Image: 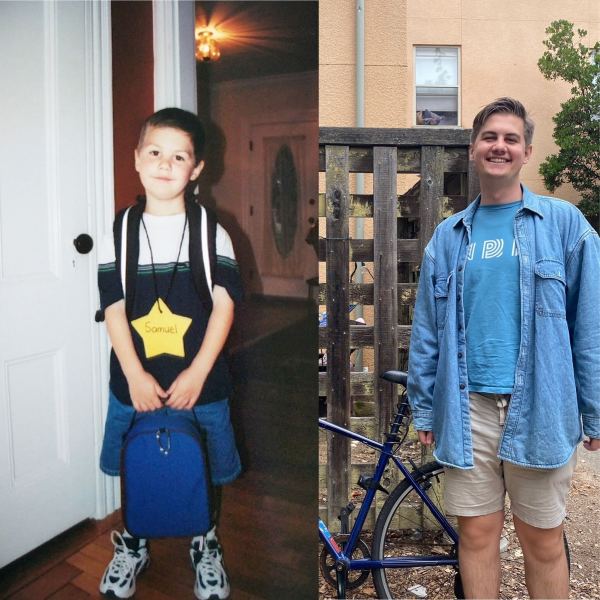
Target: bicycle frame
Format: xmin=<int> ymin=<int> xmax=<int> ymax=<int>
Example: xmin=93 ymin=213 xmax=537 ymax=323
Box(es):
xmin=319 ymin=417 xmax=459 ymax=574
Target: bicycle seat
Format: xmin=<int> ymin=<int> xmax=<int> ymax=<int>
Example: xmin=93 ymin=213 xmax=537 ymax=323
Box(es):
xmin=380 ymin=370 xmax=408 ymax=386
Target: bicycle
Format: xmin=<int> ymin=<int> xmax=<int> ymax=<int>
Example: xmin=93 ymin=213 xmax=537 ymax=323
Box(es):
xmin=318 ymin=370 xmax=570 ymax=599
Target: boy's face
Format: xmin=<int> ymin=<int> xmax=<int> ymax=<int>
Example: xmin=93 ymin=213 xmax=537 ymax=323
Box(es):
xmin=469 ymin=113 xmax=532 ymax=184
xmin=135 ymin=126 xmax=204 ymax=206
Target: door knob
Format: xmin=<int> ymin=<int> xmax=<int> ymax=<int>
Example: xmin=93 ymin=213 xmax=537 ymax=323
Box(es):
xmin=73 ymin=233 xmax=94 ymax=254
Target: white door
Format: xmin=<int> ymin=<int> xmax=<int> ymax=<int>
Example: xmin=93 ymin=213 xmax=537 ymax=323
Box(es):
xmin=248 ymin=115 xmax=318 ymax=297
xmin=0 ymin=1 xmax=99 ymax=566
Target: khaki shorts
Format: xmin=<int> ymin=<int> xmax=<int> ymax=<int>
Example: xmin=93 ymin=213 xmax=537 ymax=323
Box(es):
xmin=444 ymin=392 xmax=577 ymax=529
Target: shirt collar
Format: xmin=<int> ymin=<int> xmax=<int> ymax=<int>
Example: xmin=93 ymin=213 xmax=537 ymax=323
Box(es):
xmin=454 ymin=184 xmax=544 ymax=229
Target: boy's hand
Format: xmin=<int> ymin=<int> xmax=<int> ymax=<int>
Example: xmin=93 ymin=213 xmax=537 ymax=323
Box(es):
xmin=165 ymin=367 xmax=206 ymax=410
xmin=584 ymin=438 xmax=600 ymax=451
xmin=128 ymin=370 xmax=168 ymax=412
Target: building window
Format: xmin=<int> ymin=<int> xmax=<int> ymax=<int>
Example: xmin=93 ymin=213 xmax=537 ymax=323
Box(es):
xmin=415 ymin=46 xmax=459 ymax=126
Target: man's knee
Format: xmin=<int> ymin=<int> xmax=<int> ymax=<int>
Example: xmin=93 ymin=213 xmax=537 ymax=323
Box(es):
xmin=514 ymin=515 xmax=566 ymax=564
xmin=458 ymin=511 xmax=504 ymax=551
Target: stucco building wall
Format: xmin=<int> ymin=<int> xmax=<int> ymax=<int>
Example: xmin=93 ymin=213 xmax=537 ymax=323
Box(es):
xmin=320 ymin=0 xmax=600 ymax=201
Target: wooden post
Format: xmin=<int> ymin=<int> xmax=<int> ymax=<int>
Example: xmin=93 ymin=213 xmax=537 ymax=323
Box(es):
xmin=419 ymin=146 xmax=445 ymax=253
xmin=467 ymin=157 xmax=481 ymax=202
xmin=325 ymin=145 xmax=350 ymax=526
xmin=373 ymin=146 xmax=399 ymax=441
xmin=419 ymin=146 xmax=444 ymax=464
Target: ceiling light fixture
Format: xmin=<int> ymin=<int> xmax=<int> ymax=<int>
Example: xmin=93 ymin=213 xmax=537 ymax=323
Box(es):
xmin=195 ymin=29 xmax=221 ymax=62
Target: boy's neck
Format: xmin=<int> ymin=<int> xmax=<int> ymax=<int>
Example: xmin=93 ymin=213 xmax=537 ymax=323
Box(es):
xmin=144 ymin=196 xmax=185 ymax=216
xmin=479 ymin=180 xmax=523 ymax=205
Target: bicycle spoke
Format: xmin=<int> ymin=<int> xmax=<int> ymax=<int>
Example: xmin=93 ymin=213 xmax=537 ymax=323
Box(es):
xmin=372 ymin=464 xmax=458 ymax=599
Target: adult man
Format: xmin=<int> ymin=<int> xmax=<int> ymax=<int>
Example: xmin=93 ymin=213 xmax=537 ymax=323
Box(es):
xmin=407 ymin=97 xmax=600 ymax=599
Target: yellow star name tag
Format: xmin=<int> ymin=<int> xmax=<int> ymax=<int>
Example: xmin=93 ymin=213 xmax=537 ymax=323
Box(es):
xmin=131 ymin=299 xmax=192 ymax=359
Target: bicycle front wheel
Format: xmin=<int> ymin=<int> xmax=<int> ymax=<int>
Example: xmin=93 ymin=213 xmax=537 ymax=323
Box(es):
xmin=372 ymin=462 xmax=458 ymax=599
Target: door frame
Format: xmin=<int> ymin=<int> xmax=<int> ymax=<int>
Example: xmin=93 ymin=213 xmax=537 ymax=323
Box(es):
xmin=153 ymin=0 xmax=197 ymax=112
xmin=89 ymin=1 xmax=119 ymax=518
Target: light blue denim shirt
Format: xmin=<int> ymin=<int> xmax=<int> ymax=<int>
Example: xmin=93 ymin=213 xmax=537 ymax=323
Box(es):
xmin=407 ymin=186 xmax=600 ymax=469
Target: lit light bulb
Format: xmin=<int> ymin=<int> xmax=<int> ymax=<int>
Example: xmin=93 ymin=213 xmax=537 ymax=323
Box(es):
xmin=195 ymin=30 xmax=221 ymax=62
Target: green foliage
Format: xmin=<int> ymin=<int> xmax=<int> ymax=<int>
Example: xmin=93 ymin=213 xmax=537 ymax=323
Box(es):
xmin=538 ymin=20 xmax=600 ymax=218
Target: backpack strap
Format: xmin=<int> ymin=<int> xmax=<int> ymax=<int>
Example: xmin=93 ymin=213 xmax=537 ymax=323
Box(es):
xmin=186 ymin=199 xmax=217 ymax=312
xmin=107 ymin=199 xmax=214 ymax=320
xmin=113 ymin=201 xmax=144 ymax=320
xmin=95 ymin=207 xmax=128 ymax=323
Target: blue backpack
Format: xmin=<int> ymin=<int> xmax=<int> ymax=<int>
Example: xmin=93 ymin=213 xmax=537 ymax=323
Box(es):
xmin=121 ymin=411 xmax=212 ymax=538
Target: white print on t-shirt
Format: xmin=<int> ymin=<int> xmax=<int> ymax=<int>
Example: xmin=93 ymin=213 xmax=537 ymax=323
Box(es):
xmin=466 ymin=239 xmax=519 ymax=260
xmin=482 ymin=239 xmax=504 ymax=258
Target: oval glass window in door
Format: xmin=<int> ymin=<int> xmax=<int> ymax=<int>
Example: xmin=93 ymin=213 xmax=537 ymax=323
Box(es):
xmin=271 ymin=144 xmax=298 ymax=258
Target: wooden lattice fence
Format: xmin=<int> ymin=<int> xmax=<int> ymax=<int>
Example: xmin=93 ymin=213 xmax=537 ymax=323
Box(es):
xmin=319 ymin=127 xmax=480 ymax=527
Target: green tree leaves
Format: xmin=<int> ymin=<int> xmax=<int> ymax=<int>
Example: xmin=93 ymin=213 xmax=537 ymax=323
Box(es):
xmin=538 ymin=20 xmax=600 ymax=219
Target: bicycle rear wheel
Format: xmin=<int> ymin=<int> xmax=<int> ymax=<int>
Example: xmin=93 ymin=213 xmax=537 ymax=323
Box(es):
xmin=372 ymin=462 xmax=458 ymax=599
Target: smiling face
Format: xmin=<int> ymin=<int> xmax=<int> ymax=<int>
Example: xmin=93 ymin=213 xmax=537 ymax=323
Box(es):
xmin=469 ymin=113 xmax=532 ymax=190
xmin=134 ymin=126 xmax=204 ymax=213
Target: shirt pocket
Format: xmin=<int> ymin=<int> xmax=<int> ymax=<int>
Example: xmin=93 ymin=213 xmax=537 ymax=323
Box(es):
xmin=434 ymin=272 xmax=452 ymax=329
xmin=534 ymin=259 xmax=566 ymax=318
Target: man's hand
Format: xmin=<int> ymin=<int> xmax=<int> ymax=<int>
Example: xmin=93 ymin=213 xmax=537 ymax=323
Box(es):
xmin=418 ymin=430 xmax=435 ymax=445
xmin=165 ymin=367 xmax=206 ymax=410
xmin=583 ymin=438 xmax=600 ymax=451
xmin=128 ymin=370 xmax=167 ymax=412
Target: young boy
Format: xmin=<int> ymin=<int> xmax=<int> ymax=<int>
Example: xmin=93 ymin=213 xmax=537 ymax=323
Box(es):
xmin=97 ymin=108 xmax=242 ymax=599
xmin=408 ymin=97 xmax=600 ymax=597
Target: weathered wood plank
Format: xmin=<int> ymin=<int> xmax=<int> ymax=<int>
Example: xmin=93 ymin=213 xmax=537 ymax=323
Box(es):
xmin=318 ymin=283 xmax=417 ymax=306
xmin=318 ymin=193 xmax=419 ymax=217
xmin=325 ymin=144 xmax=351 ymax=526
xmin=320 ymin=127 xmax=472 ymax=147
xmin=318 ymin=238 xmax=420 ymax=262
xmin=319 ymin=145 xmax=469 ymax=175
xmin=467 ymin=157 xmax=481 ymax=202
xmin=319 ymin=147 xmax=422 ymax=173
xmin=319 ymin=415 xmax=377 ymax=438
xmin=373 ymin=146 xmax=399 ymax=440
xmin=417 ymin=146 xmax=445 ymax=467
xmin=419 ymin=146 xmax=445 ymax=254
xmin=353 ymin=398 xmax=375 ymax=417
xmin=319 ymin=370 xmax=374 ymax=396
xmin=318 ymin=193 xmax=468 ymax=218
xmin=318 ymin=325 xmax=411 ymax=350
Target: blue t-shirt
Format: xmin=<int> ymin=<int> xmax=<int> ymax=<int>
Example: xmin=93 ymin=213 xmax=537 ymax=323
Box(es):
xmin=463 ymin=200 xmax=521 ymax=393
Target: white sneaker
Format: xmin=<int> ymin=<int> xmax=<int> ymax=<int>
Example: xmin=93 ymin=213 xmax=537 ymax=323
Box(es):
xmin=190 ymin=527 xmax=230 ymax=600
xmin=99 ymin=531 xmax=150 ymax=598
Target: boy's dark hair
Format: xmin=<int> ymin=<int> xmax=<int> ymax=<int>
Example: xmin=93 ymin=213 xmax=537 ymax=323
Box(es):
xmin=471 ymin=97 xmax=535 ymax=146
xmin=138 ymin=107 xmax=205 ymax=164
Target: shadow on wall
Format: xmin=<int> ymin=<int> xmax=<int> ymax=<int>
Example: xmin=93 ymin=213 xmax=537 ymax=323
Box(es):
xmin=197 ymin=119 xmax=262 ymax=297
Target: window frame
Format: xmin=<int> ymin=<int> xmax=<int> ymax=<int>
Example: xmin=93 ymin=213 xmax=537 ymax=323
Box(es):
xmin=413 ymin=45 xmax=461 ymax=128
